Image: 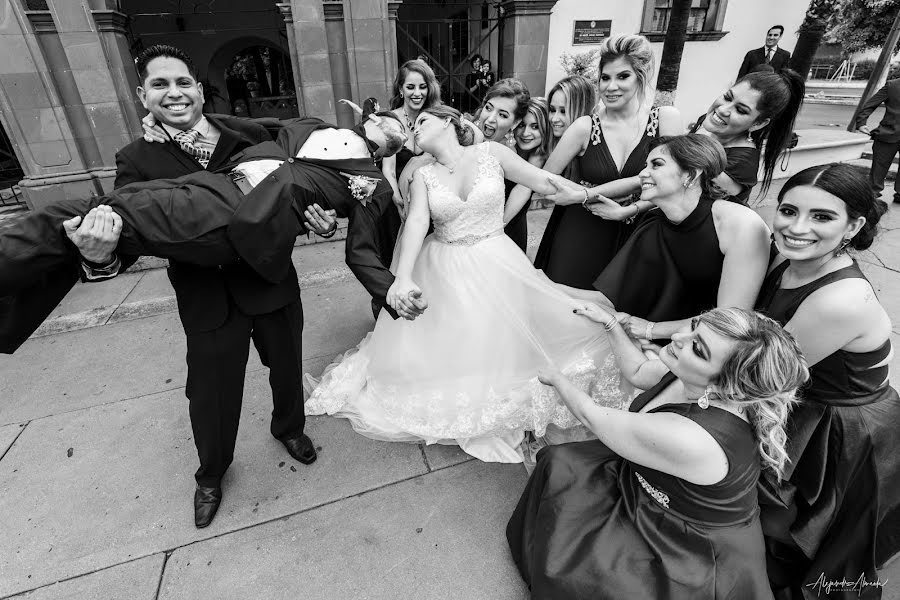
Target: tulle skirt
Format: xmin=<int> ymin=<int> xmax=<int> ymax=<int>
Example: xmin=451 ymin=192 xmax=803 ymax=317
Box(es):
xmin=304 ymin=232 xmax=629 ymax=462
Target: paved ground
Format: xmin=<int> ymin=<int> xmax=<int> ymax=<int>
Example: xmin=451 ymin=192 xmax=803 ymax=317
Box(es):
xmin=2 ymin=184 xmax=900 ymax=598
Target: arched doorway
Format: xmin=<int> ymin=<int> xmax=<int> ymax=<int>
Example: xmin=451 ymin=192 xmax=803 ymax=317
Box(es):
xmin=222 ymin=45 xmax=297 ymax=118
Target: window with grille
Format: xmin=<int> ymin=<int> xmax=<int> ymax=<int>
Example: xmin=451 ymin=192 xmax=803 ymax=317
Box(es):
xmin=641 ymin=0 xmax=729 ymax=40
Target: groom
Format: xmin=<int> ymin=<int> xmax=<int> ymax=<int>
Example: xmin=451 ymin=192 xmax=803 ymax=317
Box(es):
xmin=0 ymin=47 xmax=426 ymax=527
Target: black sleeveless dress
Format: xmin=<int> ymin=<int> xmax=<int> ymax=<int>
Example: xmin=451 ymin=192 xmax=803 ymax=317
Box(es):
xmin=375 ymin=146 xmax=420 ymax=268
xmin=504 ymin=177 xmax=528 ymax=251
xmin=507 ymin=372 xmax=773 ymax=599
xmin=594 ymin=198 xmax=723 ymax=324
xmin=690 ymin=114 xmax=760 ymax=204
xmin=756 ymin=260 xmax=900 ymax=598
xmin=534 ymin=107 xmax=660 ymax=289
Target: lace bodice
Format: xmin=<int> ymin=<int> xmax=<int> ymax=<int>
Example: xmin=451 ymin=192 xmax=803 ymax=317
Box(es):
xmin=420 ymin=142 xmax=506 ymax=245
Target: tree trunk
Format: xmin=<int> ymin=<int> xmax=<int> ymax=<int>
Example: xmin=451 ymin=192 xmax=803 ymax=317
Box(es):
xmin=655 ymin=0 xmax=692 ymax=106
xmin=791 ymin=23 xmax=827 ymax=80
xmin=790 ymin=0 xmax=835 ymax=81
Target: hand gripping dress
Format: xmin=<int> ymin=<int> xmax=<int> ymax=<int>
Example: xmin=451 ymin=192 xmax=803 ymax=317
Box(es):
xmin=305 ymin=142 xmax=627 ymax=462
xmin=507 ymin=372 xmax=774 ymax=600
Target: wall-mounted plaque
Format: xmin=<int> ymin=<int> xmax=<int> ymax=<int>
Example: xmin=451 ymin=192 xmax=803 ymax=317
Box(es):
xmin=573 ymin=20 xmax=611 ymax=45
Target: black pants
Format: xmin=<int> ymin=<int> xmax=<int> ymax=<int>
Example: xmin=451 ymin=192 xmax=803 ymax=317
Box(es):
xmin=870 ymin=138 xmax=900 ymax=202
xmin=186 ymin=298 xmax=305 ymax=487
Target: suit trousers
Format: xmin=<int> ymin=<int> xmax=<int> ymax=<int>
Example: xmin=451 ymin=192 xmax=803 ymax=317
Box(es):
xmin=870 ymin=139 xmax=900 ymax=202
xmin=186 ymin=297 xmax=305 ymax=487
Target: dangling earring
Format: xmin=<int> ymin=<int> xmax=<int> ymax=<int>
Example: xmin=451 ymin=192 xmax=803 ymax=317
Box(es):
xmin=682 ymin=179 xmax=690 ymax=189
xmin=834 ymin=238 xmax=852 ymax=257
xmin=698 ymin=386 xmax=712 ymax=409
xmin=505 ymin=130 xmax=515 ymax=148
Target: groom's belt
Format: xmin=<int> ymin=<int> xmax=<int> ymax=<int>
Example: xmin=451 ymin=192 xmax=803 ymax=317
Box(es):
xmin=228 ymin=170 xmax=253 ymax=195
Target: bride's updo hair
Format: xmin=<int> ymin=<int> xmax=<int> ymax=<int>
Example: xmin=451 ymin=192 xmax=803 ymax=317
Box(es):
xmin=422 ymin=105 xmax=475 ymax=146
xmin=699 ymin=308 xmax=809 ymax=481
xmin=650 ymin=134 xmax=728 ymax=198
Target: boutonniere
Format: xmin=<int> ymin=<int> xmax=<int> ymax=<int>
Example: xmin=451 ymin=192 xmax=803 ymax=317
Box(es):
xmin=340 ymin=172 xmax=380 ymax=206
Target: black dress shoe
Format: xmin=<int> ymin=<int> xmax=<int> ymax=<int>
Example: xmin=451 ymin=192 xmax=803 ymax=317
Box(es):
xmin=281 ymin=433 xmax=317 ymax=465
xmin=194 ymin=485 xmax=222 ymax=529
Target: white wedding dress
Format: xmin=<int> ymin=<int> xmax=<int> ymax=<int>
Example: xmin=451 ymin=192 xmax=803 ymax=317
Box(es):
xmin=305 ymin=142 xmax=628 ymax=462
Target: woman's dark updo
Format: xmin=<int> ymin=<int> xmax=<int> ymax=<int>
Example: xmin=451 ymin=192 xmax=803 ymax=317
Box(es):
xmin=649 ymin=134 xmax=727 ymax=198
xmin=778 ymin=163 xmax=885 ymax=251
xmin=421 ymin=105 xmax=475 ymax=146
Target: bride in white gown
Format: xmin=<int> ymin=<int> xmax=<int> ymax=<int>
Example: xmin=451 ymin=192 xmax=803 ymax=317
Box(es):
xmin=305 ymin=106 xmax=628 ymax=462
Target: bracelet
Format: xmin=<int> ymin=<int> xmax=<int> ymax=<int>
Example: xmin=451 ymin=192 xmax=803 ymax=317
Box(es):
xmin=624 ymin=203 xmax=640 ymax=225
xmin=581 ymin=187 xmax=590 ymax=207
xmin=319 ymin=222 xmax=338 ymax=239
xmin=645 ymin=321 xmax=655 ymax=340
xmin=603 ymin=316 xmax=619 ymax=332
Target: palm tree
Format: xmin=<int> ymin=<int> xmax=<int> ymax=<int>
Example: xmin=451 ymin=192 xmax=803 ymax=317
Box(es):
xmin=655 ymin=0 xmax=692 ymax=106
xmin=791 ymin=0 xmax=840 ymax=81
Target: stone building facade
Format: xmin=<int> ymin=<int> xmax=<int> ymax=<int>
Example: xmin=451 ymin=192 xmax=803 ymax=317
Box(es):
xmin=0 ymin=0 xmax=557 ymax=208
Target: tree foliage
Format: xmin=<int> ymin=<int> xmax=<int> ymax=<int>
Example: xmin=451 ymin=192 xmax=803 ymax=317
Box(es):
xmin=791 ymin=0 xmax=841 ymax=79
xmin=827 ymin=0 xmax=900 ymax=54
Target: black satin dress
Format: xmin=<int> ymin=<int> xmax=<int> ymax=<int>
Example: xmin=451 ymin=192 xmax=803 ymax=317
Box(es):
xmin=534 ymin=107 xmax=660 ymax=289
xmin=756 ymin=261 xmax=900 ymax=599
xmin=594 ymin=198 xmax=723 ymax=326
xmin=503 ymin=177 xmax=528 ymax=251
xmin=375 ymin=146 xmax=420 ymax=267
xmin=690 ymin=115 xmax=760 ymax=204
xmin=507 ymin=372 xmax=773 ymax=599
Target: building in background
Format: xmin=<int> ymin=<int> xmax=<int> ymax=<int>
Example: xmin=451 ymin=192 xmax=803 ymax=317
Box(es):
xmin=0 ymin=0 xmax=805 ymax=208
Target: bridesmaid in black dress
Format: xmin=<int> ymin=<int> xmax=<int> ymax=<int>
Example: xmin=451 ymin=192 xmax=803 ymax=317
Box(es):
xmin=754 ymin=164 xmax=900 ymax=599
xmin=508 ymin=306 xmax=809 ymax=599
xmin=379 ymin=60 xmax=442 ymax=252
xmin=472 ymin=78 xmax=532 ymax=251
xmin=689 ymin=69 xmax=805 ymax=204
xmin=549 ymin=135 xmax=771 ymax=346
xmin=529 ymin=35 xmax=681 ymax=288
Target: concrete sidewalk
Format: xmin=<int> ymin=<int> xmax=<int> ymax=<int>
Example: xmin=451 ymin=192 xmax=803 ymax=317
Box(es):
xmin=2 ymin=190 xmax=900 ymax=599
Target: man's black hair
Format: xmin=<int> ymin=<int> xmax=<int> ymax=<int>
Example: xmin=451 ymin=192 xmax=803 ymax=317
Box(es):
xmin=768 ymin=25 xmax=784 ymax=35
xmin=135 ymin=45 xmax=199 ymax=85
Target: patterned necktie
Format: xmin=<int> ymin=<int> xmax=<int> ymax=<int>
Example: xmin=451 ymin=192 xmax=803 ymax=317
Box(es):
xmin=765 ymin=49 xmax=773 ymax=64
xmin=174 ymin=129 xmax=212 ymax=168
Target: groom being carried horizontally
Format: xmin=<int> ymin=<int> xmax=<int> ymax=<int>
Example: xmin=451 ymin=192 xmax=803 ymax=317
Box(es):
xmin=0 ymin=45 xmax=424 ymax=527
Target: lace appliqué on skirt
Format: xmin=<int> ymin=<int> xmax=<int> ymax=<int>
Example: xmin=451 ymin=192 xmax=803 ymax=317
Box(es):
xmin=306 ymin=347 xmax=631 ymax=440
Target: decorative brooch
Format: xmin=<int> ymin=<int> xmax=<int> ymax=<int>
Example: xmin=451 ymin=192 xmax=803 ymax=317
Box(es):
xmin=340 ymin=172 xmax=381 ymax=206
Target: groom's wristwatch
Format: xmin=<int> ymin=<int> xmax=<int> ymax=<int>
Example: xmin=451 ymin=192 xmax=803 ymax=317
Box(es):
xmin=80 ymin=254 xmax=122 ymax=281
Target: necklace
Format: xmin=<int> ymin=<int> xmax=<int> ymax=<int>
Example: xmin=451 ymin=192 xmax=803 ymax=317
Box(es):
xmin=402 ymin=107 xmax=414 ymax=131
xmin=441 ymin=152 xmax=464 ymax=173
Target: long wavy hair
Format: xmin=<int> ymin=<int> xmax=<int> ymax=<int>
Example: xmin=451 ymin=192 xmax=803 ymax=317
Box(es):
xmin=699 ymin=308 xmax=809 ymax=480
xmin=515 ymin=97 xmax=551 ymax=162
xmin=389 ymin=60 xmax=442 ymax=111
xmin=546 ymin=75 xmax=596 ymax=152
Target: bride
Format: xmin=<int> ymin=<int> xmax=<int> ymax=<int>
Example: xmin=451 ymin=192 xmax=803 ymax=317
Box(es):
xmin=305 ymin=106 xmax=625 ymax=462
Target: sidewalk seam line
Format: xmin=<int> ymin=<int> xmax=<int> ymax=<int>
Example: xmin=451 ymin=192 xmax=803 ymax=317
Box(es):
xmin=153 ymin=551 xmax=169 ymax=600
xmin=0 ymin=421 xmax=28 ymax=463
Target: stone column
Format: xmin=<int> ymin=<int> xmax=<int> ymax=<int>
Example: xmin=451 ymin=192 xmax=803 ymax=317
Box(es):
xmin=285 ymin=0 xmax=337 ymax=123
xmin=0 ymin=0 xmax=140 ymax=208
xmin=322 ymin=0 xmax=353 ymax=127
xmin=340 ymin=0 xmax=396 ymax=117
xmin=499 ymin=0 xmax=557 ymax=97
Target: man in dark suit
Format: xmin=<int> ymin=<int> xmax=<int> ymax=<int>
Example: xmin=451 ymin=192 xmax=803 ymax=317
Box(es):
xmin=855 ymin=78 xmax=900 ymax=203
xmin=67 ymin=45 xmax=331 ymax=529
xmin=737 ymin=25 xmax=791 ymax=80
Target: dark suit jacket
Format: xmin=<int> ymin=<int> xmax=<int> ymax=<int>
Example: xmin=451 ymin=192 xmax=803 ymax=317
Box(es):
xmin=737 ymin=47 xmax=791 ymax=80
xmin=114 ymin=114 xmax=301 ymax=334
xmin=855 ymin=79 xmax=900 ymax=143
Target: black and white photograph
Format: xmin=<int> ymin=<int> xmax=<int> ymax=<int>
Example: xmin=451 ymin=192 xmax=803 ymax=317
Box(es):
xmin=0 ymin=0 xmax=899 ymax=598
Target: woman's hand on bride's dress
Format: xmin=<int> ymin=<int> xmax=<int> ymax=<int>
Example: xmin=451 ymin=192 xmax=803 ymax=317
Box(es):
xmin=142 ymin=114 xmax=168 ymax=144
xmin=573 ymin=303 xmax=617 ymax=328
xmin=538 ymin=367 xmax=564 ymax=387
